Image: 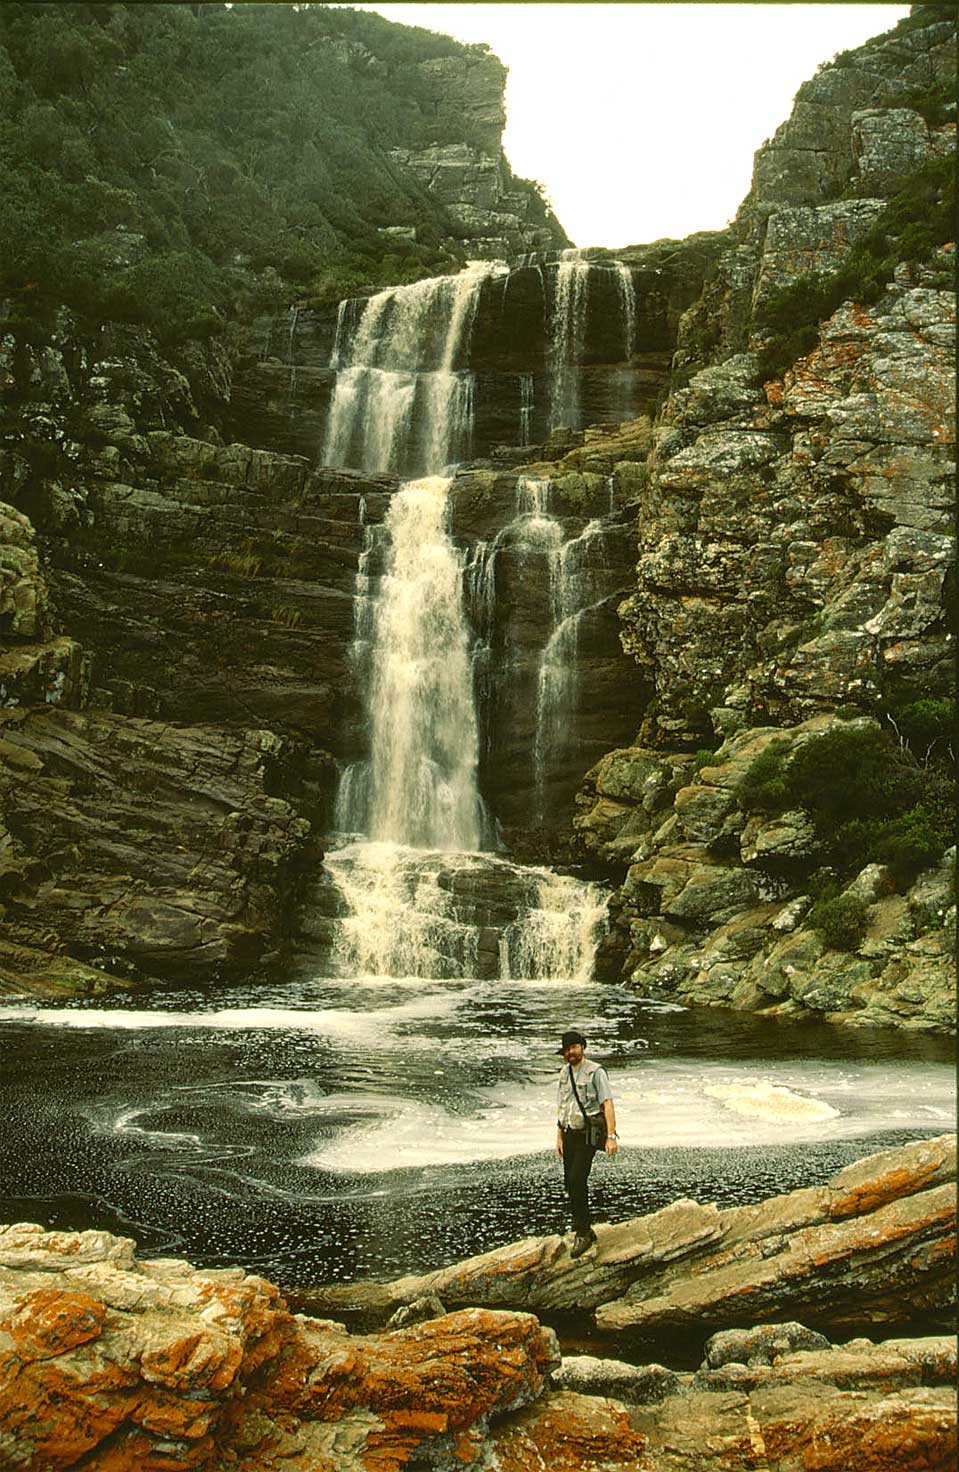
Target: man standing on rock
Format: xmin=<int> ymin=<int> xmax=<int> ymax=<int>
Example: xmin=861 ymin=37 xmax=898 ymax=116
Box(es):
xmin=555 ymin=1029 xmax=618 ymax=1258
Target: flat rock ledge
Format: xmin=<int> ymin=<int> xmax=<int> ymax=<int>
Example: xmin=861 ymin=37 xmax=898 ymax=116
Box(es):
xmin=303 ymin=1134 xmax=956 ymax=1332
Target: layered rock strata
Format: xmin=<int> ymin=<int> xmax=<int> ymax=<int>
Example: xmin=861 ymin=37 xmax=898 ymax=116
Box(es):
xmin=301 ymin=1134 xmax=956 ymax=1334
xmin=0 ymin=708 xmax=316 ymax=992
xmin=1 ymin=1140 xmax=954 ymax=1472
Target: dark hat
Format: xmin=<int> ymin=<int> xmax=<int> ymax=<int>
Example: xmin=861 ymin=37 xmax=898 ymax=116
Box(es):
xmin=558 ymin=1029 xmax=587 ymax=1053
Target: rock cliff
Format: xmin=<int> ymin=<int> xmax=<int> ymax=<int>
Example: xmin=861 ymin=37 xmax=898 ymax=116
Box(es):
xmin=0 ymin=5 xmax=954 ymax=1012
xmin=1 ymin=1135 xmax=954 ymax=1471
xmin=577 ymin=5 xmax=956 ymax=1033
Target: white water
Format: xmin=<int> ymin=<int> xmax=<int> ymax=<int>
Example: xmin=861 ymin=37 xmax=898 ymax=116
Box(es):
xmin=321 ymin=262 xmax=625 ymax=982
xmin=518 ymin=372 xmax=534 ymax=445
xmin=330 ymin=471 xmax=608 ymax=979
xmin=322 ymin=261 xmax=505 ymax=476
xmin=549 ymin=252 xmax=591 ymax=430
xmin=323 ymin=841 xmax=606 ymax=982
xmin=533 ymin=515 xmax=609 ymax=820
xmin=336 ymin=478 xmax=483 ymax=851
xmin=614 ymin=262 xmax=637 ymax=362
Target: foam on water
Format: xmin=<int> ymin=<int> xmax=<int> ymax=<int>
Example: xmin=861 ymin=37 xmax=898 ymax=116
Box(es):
xmin=302 ymin=1054 xmax=956 ymax=1174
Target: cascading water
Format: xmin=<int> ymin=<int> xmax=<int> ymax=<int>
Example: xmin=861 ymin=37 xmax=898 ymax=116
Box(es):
xmin=323 ymin=261 xmax=504 ymax=477
xmin=463 ymin=474 xmax=617 ymax=826
xmin=518 ymin=373 xmax=534 ymax=446
xmin=614 ymin=262 xmax=637 ymax=362
xmin=533 ymin=516 xmax=609 ymax=822
xmin=548 ymin=250 xmax=591 ymax=431
xmin=337 ymin=477 xmax=484 ymax=852
xmin=322 ymin=265 xmax=610 ymax=980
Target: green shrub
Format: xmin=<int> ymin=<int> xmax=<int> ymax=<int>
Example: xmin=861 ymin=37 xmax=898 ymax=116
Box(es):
xmin=889 ymin=699 xmax=956 ymax=761
xmin=871 ymin=806 xmax=952 ymax=887
xmin=736 ymin=741 xmax=790 ymax=811
xmin=784 ymin=725 xmax=921 ymax=824
xmin=808 ymin=892 xmax=869 ymax=951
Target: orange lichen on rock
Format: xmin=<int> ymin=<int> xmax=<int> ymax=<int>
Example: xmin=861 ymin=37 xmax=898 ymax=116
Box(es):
xmin=3 ymin=1288 xmax=106 ymax=1360
xmin=488 ymin=1389 xmax=647 ymax=1472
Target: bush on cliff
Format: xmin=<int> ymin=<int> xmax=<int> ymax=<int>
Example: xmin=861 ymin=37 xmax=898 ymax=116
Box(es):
xmin=807 ymin=891 xmax=870 ymax=951
xmin=737 ymin=725 xmax=953 ymax=890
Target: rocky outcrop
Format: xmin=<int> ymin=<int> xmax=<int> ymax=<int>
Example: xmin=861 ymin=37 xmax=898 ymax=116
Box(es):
xmin=0 ymin=1222 xmax=562 ymax=1471
xmin=581 ymin=9 xmax=957 ymax=1033
xmin=0 ymin=707 xmax=316 ymax=992
xmin=2 ymin=1147 xmax=954 ymax=1471
xmin=301 ymin=1135 xmax=956 ymax=1335
xmin=621 ymin=282 xmax=955 ymax=746
xmin=575 ymin=716 xmax=956 ymax=1032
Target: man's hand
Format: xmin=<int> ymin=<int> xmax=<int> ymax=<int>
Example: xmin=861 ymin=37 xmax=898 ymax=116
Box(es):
xmin=556 ymin=1128 xmax=564 ymax=1157
xmin=605 ymin=1135 xmax=619 ymax=1157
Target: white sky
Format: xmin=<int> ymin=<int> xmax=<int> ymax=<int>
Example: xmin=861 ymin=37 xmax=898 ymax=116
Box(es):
xmin=339 ymin=3 xmax=910 ymax=246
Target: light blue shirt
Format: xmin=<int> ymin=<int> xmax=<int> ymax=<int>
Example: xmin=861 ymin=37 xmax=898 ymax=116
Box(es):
xmin=557 ymin=1058 xmax=612 ymax=1129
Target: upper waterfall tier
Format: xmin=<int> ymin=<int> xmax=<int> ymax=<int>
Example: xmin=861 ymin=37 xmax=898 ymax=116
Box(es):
xmin=237 ymin=243 xmax=723 ymax=463
xmin=322 ymin=262 xmax=507 ymax=478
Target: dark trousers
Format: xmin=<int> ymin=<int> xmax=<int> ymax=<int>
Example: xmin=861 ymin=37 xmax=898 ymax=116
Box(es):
xmin=561 ymin=1127 xmax=596 ymax=1232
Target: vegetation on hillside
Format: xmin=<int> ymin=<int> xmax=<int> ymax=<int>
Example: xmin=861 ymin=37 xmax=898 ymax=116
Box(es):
xmin=0 ymin=2 xmax=552 ymax=343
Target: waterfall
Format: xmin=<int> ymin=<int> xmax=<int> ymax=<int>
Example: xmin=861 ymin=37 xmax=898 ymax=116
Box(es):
xmin=325 ymin=843 xmax=606 ymax=981
xmin=518 ymin=373 xmax=534 ymax=446
xmin=322 ymin=261 xmax=504 ymax=477
xmin=321 ymin=260 xmax=610 ymax=982
xmin=463 ymin=475 xmax=611 ymax=825
xmin=614 ymin=262 xmax=636 ymax=362
xmin=548 ymin=251 xmax=591 ymax=431
xmin=329 ymin=298 xmax=351 ymax=370
xmin=533 ymin=517 xmax=608 ymax=822
xmin=338 ymin=477 xmax=484 ymax=852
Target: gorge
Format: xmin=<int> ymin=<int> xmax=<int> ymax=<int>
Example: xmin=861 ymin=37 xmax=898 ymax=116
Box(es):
xmin=0 ymin=4 xmax=956 ymax=1468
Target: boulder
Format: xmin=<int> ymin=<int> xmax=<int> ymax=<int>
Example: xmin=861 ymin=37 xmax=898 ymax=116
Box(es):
xmin=0 ymin=1223 xmax=562 ymax=1472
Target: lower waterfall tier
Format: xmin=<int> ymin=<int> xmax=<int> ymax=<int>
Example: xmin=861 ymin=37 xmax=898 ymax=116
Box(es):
xmin=309 ymin=840 xmax=608 ymax=982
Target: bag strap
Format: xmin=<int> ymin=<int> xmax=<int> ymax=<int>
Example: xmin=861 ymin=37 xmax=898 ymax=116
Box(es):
xmin=568 ymin=1064 xmax=590 ymax=1124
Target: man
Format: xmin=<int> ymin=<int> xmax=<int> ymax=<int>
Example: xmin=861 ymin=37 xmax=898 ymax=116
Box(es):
xmin=555 ymin=1028 xmax=618 ymax=1258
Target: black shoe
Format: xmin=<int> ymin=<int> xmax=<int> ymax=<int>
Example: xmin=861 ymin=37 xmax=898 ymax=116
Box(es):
xmin=569 ymin=1229 xmax=596 ymax=1260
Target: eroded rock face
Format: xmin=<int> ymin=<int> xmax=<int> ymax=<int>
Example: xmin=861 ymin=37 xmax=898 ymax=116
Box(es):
xmin=0 ymin=707 xmax=318 ymax=991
